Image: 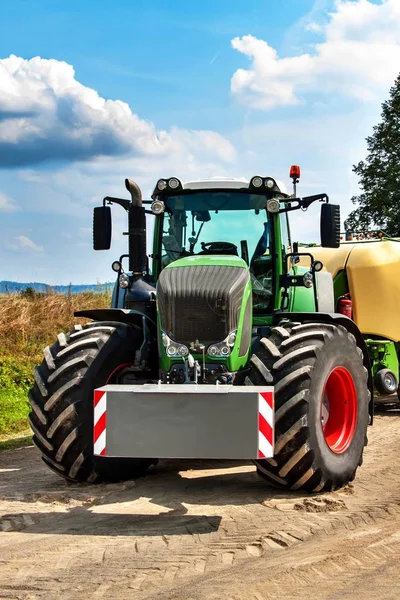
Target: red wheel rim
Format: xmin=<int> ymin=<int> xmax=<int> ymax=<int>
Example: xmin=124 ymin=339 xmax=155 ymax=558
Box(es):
xmin=321 ymin=367 xmax=358 ymax=454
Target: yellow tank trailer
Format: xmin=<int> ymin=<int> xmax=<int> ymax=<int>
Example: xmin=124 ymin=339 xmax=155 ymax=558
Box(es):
xmin=303 ymin=236 xmax=400 ymax=401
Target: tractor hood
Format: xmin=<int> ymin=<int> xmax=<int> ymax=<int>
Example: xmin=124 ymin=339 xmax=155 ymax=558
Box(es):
xmin=156 ymin=254 xmax=252 ymax=371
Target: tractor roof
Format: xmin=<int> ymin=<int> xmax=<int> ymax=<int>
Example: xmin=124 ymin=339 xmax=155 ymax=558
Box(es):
xmin=181 ymin=177 xmax=289 ymax=196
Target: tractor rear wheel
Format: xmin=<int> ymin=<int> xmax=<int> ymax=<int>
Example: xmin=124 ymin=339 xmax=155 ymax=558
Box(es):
xmin=246 ymin=322 xmax=370 ymax=492
xmin=28 ymin=321 xmax=157 ymax=483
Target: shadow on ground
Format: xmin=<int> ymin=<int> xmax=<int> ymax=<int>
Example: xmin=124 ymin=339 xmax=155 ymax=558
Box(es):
xmin=0 ymin=448 xmax=313 ymax=537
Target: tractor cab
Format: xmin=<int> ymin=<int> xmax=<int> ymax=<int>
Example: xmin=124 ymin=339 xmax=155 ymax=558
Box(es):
xmin=152 ymin=177 xmax=288 ymax=262
xmin=151 ymin=177 xmax=290 ymax=314
xmin=148 ymin=175 xmax=341 ymax=318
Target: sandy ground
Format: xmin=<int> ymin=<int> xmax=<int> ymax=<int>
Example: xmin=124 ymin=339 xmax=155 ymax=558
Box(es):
xmin=1 ymin=407 xmax=400 ymax=600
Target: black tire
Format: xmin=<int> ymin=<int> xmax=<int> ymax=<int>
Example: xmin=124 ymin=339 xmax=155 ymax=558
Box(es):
xmin=28 ymin=321 xmax=157 ymax=483
xmin=246 ymin=321 xmax=370 ymax=492
xmin=374 ymin=369 xmax=398 ymax=395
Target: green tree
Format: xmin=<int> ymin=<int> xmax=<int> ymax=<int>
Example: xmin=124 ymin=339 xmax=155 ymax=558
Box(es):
xmin=346 ymin=74 xmax=400 ymax=237
xmin=20 ymin=286 xmax=36 ymax=300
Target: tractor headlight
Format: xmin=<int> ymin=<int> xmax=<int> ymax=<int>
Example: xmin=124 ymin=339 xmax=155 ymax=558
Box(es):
xmin=266 ymin=198 xmax=280 ymax=213
xmin=151 ymin=199 xmax=165 ymax=214
xmin=119 ymin=273 xmax=130 ymax=289
xmin=157 ymin=179 xmax=167 ymax=191
xmin=169 ymin=178 xmax=180 ymax=189
xmin=265 ymin=178 xmax=275 ymax=189
xmin=207 ymin=330 xmax=237 ymax=358
xmin=166 ymin=345 xmax=177 ymax=357
xmin=251 ymin=176 xmax=263 ymax=188
xmin=161 ymin=332 xmax=189 ymax=358
xmin=313 ymin=260 xmax=323 ymax=272
xmin=208 ymin=345 xmax=219 ymax=357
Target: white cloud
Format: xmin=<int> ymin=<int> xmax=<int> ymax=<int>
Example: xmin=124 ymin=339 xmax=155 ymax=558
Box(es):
xmin=231 ymin=0 xmax=400 ymax=109
xmin=0 ymin=55 xmax=236 ymax=167
xmin=0 ymin=191 xmax=19 ymax=212
xmin=305 ymin=21 xmax=324 ymax=33
xmin=290 ymin=0 xmax=331 ymax=36
xmin=168 ymin=128 xmax=236 ymax=163
xmin=10 ymin=236 xmax=44 ymax=252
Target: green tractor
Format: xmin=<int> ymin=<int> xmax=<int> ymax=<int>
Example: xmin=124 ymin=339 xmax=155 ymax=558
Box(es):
xmin=28 ymin=169 xmax=372 ymax=492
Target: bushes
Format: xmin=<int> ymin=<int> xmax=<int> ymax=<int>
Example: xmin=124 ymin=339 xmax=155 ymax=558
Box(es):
xmin=0 ymin=290 xmax=111 ymax=436
xmin=0 ymin=353 xmax=32 ymax=435
xmin=0 ymin=353 xmax=33 ymax=389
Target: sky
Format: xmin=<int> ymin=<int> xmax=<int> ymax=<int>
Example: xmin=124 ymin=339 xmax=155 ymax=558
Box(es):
xmin=0 ymin=0 xmax=399 ymax=284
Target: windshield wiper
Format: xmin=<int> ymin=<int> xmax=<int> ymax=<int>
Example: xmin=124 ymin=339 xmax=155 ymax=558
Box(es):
xmin=189 ymin=222 xmax=205 ymax=253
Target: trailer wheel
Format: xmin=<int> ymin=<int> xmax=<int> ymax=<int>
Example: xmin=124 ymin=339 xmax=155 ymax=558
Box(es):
xmin=374 ymin=368 xmax=398 ymax=395
xmin=28 ymin=321 xmax=157 ymax=483
xmin=246 ymin=322 xmax=370 ymax=492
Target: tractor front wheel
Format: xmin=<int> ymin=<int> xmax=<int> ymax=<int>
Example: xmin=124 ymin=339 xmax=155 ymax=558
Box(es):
xmin=246 ymin=322 xmax=370 ymax=492
xmin=28 ymin=321 xmax=157 ymax=483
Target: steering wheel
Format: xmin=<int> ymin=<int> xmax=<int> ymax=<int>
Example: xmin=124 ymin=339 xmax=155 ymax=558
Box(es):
xmin=199 ymin=241 xmax=239 ymax=255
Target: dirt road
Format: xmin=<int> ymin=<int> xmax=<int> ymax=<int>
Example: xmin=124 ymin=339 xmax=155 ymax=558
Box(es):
xmin=1 ymin=408 xmax=400 ymax=600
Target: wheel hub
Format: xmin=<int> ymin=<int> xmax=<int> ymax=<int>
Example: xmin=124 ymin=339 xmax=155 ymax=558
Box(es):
xmin=384 ymin=373 xmax=397 ymax=393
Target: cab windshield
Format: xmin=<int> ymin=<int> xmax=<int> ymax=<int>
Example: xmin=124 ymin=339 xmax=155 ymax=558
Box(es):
xmin=161 ymin=191 xmax=269 ymax=262
xmin=159 ymin=190 xmax=275 ymax=313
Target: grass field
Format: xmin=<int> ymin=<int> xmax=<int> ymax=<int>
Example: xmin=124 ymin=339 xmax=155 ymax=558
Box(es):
xmin=0 ymin=290 xmax=112 ymax=437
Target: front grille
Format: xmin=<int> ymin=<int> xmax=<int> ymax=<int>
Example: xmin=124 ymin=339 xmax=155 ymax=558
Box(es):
xmin=157 ymin=265 xmax=249 ymax=346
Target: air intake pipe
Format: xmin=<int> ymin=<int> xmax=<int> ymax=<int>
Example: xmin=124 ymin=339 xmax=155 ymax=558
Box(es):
xmin=125 ymin=178 xmax=147 ymax=275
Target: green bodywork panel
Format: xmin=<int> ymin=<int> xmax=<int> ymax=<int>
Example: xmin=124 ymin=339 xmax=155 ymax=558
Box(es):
xmin=289 ymin=265 xmax=316 ymax=313
xmin=253 ymin=315 xmax=273 ymax=326
xmin=158 ymin=256 xmax=253 ymax=373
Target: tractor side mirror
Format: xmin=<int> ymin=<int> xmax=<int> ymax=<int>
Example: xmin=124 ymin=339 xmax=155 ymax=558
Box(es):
xmin=321 ymin=204 xmax=340 ymax=248
xmin=93 ymin=206 xmax=112 ymax=250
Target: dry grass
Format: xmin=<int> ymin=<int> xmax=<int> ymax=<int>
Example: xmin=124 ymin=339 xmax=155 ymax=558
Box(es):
xmin=0 ymin=290 xmax=112 ymax=435
xmin=0 ymin=291 xmax=112 ymax=361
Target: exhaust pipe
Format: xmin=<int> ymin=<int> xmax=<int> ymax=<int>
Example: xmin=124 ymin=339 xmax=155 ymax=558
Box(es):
xmin=125 ymin=178 xmax=146 ymax=274
xmin=125 ymin=178 xmax=143 ymax=208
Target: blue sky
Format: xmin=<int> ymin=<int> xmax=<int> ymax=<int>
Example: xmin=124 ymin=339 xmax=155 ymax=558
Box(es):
xmin=0 ymin=0 xmax=398 ymax=284
xmin=0 ymin=1 xmax=306 ymax=126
